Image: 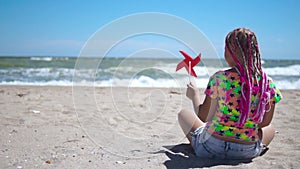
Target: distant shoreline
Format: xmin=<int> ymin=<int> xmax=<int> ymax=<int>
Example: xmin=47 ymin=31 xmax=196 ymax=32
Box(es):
xmin=0 ymin=55 xmax=299 ymax=61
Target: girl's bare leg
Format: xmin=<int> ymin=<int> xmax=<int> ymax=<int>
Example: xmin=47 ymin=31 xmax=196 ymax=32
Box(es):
xmin=178 ymin=109 xmax=204 ymax=143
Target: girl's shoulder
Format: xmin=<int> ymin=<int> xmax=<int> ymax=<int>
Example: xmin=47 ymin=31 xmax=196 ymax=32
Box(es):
xmin=266 ymin=74 xmax=275 ymax=83
xmin=265 ymin=74 xmax=283 ymax=104
xmin=211 ymin=68 xmax=238 ymax=78
xmin=264 ymin=73 xmax=278 ymax=88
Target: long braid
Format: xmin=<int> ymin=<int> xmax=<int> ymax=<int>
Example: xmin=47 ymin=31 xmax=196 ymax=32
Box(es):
xmin=235 ymin=29 xmax=253 ymax=126
xmin=253 ymin=39 xmax=262 ymax=87
xmin=255 ymin=44 xmax=263 ymax=74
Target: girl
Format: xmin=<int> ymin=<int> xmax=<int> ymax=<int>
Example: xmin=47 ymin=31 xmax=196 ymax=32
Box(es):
xmin=178 ymin=28 xmax=282 ymax=159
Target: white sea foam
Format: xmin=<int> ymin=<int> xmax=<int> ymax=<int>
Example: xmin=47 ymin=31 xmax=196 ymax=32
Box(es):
xmin=30 ymin=57 xmax=53 ymax=61
xmin=95 ymin=76 xmax=182 ymax=88
xmin=275 ymin=79 xmax=300 ymax=90
xmin=264 ymin=65 xmax=300 ymax=76
xmin=1 ymin=76 xmax=299 ymax=89
xmin=0 ymin=80 xmax=73 ymax=86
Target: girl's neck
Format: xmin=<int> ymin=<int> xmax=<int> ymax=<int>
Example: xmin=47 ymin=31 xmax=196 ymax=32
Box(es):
xmin=226 ymin=66 xmax=238 ymax=73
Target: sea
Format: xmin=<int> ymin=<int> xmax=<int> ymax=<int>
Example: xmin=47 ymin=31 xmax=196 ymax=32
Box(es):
xmin=0 ymin=56 xmax=299 ymax=89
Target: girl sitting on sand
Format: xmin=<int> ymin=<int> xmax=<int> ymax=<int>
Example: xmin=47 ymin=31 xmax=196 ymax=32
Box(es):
xmin=178 ymin=28 xmax=282 ymax=159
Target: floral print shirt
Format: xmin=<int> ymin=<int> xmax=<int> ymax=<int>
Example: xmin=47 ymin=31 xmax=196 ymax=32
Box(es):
xmin=205 ymin=69 xmax=282 ymax=142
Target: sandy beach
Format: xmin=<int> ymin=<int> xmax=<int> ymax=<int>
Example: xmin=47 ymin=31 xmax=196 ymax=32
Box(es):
xmin=0 ymin=85 xmax=299 ymax=169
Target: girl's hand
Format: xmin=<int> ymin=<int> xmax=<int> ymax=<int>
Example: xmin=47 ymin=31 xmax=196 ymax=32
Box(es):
xmin=186 ymin=82 xmax=199 ymax=100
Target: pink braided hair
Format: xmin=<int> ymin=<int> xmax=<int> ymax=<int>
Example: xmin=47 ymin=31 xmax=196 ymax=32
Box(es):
xmin=225 ymin=28 xmax=271 ymax=127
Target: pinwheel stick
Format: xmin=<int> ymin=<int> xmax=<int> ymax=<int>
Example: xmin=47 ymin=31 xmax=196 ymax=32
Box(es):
xmin=188 ymin=61 xmax=191 ymax=82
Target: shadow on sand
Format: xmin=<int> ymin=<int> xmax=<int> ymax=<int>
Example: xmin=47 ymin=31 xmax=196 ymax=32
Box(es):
xmin=161 ymin=143 xmax=252 ymax=169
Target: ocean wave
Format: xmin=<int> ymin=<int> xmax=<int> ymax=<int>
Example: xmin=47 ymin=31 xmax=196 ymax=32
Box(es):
xmin=0 ymin=63 xmax=299 ymax=89
xmin=0 ymin=76 xmax=299 ymax=89
xmin=95 ymin=76 xmax=182 ymax=88
xmin=30 ymin=57 xmax=53 ymax=61
xmin=0 ymin=68 xmax=74 ymax=80
xmin=265 ymin=65 xmax=300 ymax=76
xmin=275 ymin=78 xmax=300 ymax=90
xmin=6 ymin=65 xmax=299 ymax=80
xmin=0 ymin=80 xmax=73 ymax=86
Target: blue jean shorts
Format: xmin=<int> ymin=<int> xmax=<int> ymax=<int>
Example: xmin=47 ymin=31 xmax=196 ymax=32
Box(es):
xmin=190 ymin=125 xmax=263 ymax=160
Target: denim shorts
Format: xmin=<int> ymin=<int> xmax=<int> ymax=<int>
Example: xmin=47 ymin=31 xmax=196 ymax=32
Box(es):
xmin=190 ymin=125 xmax=263 ymax=160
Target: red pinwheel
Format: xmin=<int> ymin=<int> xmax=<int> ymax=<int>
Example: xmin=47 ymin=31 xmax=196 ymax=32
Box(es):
xmin=176 ymin=50 xmax=201 ymax=77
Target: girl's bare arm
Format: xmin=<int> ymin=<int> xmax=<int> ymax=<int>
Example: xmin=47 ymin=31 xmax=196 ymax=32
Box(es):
xmin=258 ymin=105 xmax=275 ymax=128
xmin=186 ymin=82 xmax=217 ymax=122
xmin=198 ymin=96 xmax=217 ymax=122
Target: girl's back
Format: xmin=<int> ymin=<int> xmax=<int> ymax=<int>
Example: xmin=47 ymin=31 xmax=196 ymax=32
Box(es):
xmin=205 ymin=68 xmax=281 ymax=143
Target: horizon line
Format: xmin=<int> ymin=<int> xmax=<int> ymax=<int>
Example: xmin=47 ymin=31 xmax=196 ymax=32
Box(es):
xmin=0 ymin=55 xmax=299 ymax=61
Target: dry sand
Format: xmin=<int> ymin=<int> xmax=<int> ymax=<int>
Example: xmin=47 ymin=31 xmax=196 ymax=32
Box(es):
xmin=0 ymin=85 xmax=299 ymax=169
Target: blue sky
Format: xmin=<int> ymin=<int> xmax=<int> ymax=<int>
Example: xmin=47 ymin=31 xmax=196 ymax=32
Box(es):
xmin=0 ymin=0 xmax=299 ymax=59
